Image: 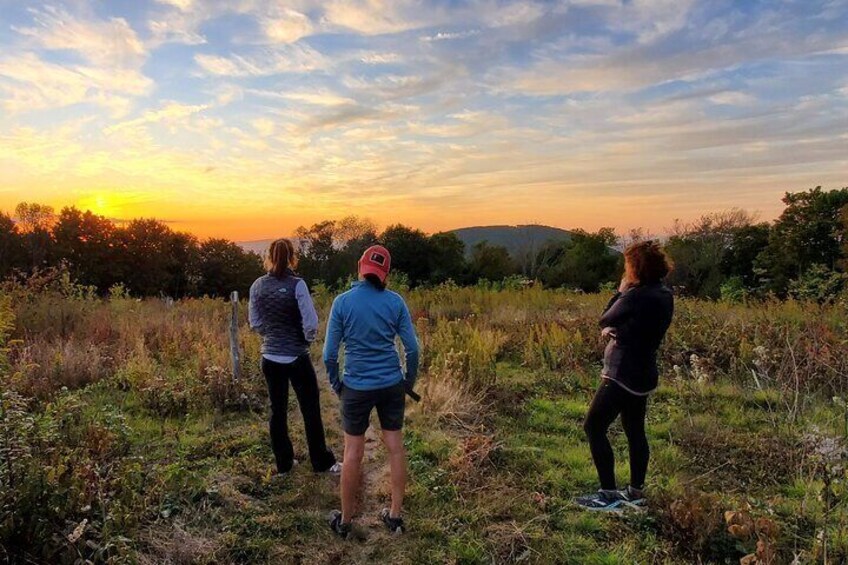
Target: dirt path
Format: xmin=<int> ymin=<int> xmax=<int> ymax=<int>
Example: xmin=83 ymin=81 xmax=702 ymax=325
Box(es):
xmin=313 ymin=366 xmax=397 ymax=557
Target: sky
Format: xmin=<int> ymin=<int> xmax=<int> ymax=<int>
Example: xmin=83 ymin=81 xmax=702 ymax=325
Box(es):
xmin=0 ymin=0 xmax=846 ymax=241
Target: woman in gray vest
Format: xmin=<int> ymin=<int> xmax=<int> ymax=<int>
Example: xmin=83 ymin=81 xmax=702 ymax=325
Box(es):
xmin=249 ymin=238 xmax=340 ymax=476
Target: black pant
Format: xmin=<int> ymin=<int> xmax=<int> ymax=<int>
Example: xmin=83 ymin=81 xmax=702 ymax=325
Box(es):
xmin=262 ymin=355 xmax=336 ymax=473
xmin=583 ymin=379 xmax=649 ymax=490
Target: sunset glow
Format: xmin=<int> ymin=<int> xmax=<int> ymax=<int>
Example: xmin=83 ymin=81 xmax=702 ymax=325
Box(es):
xmin=1 ymin=1 xmax=846 ymax=240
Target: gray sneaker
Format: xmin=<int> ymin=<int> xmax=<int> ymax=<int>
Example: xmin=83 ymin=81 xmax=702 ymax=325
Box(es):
xmin=320 ymin=462 xmax=342 ymax=475
xmin=618 ymin=485 xmax=646 ymax=508
xmin=379 ymin=508 xmax=405 ymax=534
xmin=328 ymin=510 xmax=352 ymax=539
xmin=574 ymin=489 xmax=625 ymax=512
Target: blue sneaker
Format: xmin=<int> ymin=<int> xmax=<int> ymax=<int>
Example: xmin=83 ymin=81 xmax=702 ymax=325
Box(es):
xmin=574 ymin=489 xmax=625 ymax=512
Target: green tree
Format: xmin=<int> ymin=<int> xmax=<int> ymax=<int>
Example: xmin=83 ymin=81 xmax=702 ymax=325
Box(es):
xmin=0 ymin=213 xmax=25 ymax=278
xmin=116 ymin=219 xmax=198 ymax=297
xmin=665 ymin=209 xmax=761 ymax=298
xmin=756 ymin=187 xmax=848 ymax=295
xmin=721 ymin=223 xmax=770 ymax=288
xmin=195 ymin=239 xmax=264 ymax=297
xmin=52 ymin=207 xmax=119 ymax=292
xmin=295 ymin=217 xmax=377 ymax=287
xmin=14 ymin=202 xmax=55 ymax=233
xmin=429 ymin=231 xmax=466 ymax=284
xmin=469 ymin=242 xmax=514 ymax=282
xmin=14 ymin=202 xmax=55 ymax=270
xmin=536 ymin=228 xmax=620 ymax=292
xmin=380 ymin=225 xmax=435 ymax=286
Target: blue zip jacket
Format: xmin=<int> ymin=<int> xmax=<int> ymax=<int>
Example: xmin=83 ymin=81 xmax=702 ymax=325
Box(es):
xmin=323 ymin=281 xmax=419 ymax=392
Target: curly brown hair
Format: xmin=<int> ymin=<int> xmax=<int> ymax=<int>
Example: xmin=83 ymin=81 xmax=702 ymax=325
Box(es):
xmin=623 ymin=240 xmax=673 ymax=285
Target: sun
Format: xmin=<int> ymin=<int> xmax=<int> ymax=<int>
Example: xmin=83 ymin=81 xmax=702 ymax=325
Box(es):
xmin=77 ymin=193 xmax=118 ymax=218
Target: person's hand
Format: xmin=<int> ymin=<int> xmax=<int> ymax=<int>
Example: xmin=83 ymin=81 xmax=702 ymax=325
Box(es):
xmin=618 ymin=278 xmax=631 ymax=293
xmin=601 ymin=327 xmax=617 ymax=339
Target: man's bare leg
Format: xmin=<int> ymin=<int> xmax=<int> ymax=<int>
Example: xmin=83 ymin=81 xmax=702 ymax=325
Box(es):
xmin=341 ymin=433 xmax=365 ymax=523
xmin=382 ymin=429 xmax=406 ymax=518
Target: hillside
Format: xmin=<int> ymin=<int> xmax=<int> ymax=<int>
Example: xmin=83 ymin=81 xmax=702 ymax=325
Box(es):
xmin=451 ymin=224 xmax=573 ymax=257
xmin=238 ymin=239 xmax=279 ymax=256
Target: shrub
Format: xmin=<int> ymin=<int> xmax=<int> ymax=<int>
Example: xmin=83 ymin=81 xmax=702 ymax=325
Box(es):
xmin=650 ymin=489 xmax=741 ymax=561
xmin=788 ymin=264 xmax=847 ymax=303
xmin=203 ymin=365 xmax=262 ymax=412
xmin=0 ymin=391 xmax=147 ymax=561
xmin=423 ymin=320 xmax=506 ymax=390
xmin=523 ymin=323 xmax=592 ymax=371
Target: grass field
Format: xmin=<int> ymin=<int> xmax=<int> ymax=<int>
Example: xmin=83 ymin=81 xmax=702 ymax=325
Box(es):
xmin=1 ymin=277 xmax=847 ymax=563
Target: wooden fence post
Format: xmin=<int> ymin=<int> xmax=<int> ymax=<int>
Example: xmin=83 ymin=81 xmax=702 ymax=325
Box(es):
xmin=229 ymin=290 xmax=241 ymax=382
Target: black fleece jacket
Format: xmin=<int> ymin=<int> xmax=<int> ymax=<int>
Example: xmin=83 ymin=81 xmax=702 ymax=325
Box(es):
xmin=599 ymin=282 xmax=674 ymax=395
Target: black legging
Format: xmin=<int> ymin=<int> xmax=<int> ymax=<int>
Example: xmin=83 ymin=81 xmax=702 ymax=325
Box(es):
xmin=583 ymin=379 xmax=649 ymax=490
xmin=262 ymin=355 xmax=336 ymax=473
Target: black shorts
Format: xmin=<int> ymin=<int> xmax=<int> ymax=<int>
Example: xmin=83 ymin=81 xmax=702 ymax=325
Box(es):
xmin=341 ymin=381 xmax=406 ymax=436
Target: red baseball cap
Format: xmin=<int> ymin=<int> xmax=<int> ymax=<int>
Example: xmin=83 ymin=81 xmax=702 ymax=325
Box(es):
xmin=359 ymin=245 xmax=391 ymax=283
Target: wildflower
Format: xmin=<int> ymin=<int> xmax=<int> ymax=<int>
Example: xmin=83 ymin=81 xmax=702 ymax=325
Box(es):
xmin=690 ymin=353 xmax=710 ymax=384
xmin=67 ymin=519 xmax=87 ymax=543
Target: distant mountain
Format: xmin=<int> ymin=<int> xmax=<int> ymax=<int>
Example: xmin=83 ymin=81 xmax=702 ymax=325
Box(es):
xmin=238 ymin=225 xmax=574 ymax=260
xmin=238 ymin=239 xmax=274 ymax=256
xmin=238 ymin=239 xmax=305 ymax=256
xmin=451 ymin=225 xmax=573 ymax=258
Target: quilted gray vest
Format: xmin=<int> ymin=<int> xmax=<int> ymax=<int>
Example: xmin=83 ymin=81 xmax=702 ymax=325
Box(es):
xmin=253 ymin=272 xmax=309 ymax=357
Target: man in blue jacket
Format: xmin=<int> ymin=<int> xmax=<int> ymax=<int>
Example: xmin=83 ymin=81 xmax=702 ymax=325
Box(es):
xmin=324 ymin=245 xmax=419 ymax=538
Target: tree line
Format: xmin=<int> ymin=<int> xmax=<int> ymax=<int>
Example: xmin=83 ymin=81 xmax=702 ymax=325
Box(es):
xmin=664 ymin=186 xmax=848 ymax=302
xmin=1 ymin=186 xmax=847 ymax=301
xmin=1 ymin=204 xmax=264 ymax=298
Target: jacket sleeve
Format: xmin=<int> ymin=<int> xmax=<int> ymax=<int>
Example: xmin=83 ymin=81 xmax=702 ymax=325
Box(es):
xmin=322 ymin=298 xmax=344 ymax=393
xmin=601 ymin=291 xmax=622 ymax=319
xmin=295 ymin=279 xmax=319 ymax=343
xmin=599 ymin=289 xmax=640 ymax=344
xmin=248 ymin=279 xmax=263 ymax=334
xmin=396 ymin=299 xmax=420 ymax=387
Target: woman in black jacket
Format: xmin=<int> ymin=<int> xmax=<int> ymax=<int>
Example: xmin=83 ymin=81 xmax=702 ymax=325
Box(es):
xmin=576 ymin=240 xmax=674 ymax=511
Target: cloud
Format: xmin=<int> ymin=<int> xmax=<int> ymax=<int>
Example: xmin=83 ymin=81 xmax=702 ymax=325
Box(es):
xmin=2 ymin=0 xmax=847 ymax=238
xmin=261 ymin=89 xmax=356 ymax=107
xmin=213 ymin=84 xmax=244 ymax=105
xmin=360 ymin=52 xmax=402 ymax=64
xmin=481 ymin=2 xmax=546 ymax=28
xmin=421 ymin=29 xmax=480 ymax=42
xmin=261 ymin=8 xmax=314 ymax=44
xmin=499 ymin=26 xmax=848 ymax=96
xmin=1 ymin=5 xmax=151 ymax=116
xmin=251 ymin=118 xmax=276 ymax=136
xmin=156 ymin=0 xmax=194 ymax=11
xmin=344 ymin=70 xmax=461 ymax=101
xmin=0 ymin=52 xmax=151 ymax=115
xmin=194 ymin=45 xmax=328 ymax=76
xmin=148 ymin=18 xmax=206 ymax=46
xmin=14 ymin=6 xmax=146 ymax=69
xmin=104 ymin=102 xmax=210 ymax=134
xmin=320 ymin=0 xmax=439 ymax=35
xmin=299 ymin=104 xmax=387 ymax=131
xmin=708 ymin=91 xmax=757 ymax=106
